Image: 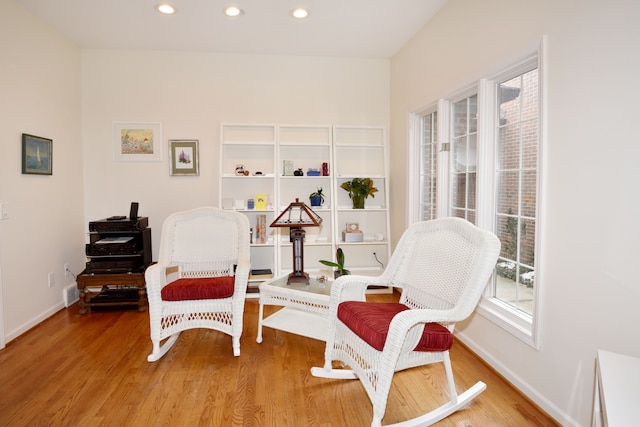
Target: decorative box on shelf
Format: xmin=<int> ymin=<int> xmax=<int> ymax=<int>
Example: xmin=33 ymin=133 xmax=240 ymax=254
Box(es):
xmin=342 ymin=222 xmax=364 ymax=242
xmin=342 ymin=231 xmax=364 ymax=242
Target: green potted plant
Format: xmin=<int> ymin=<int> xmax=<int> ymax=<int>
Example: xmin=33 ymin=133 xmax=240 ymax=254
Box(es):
xmin=340 ymin=178 xmax=378 ymax=209
xmin=319 ymin=247 xmax=350 ymax=278
xmin=309 ymin=187 xmax=325 ymax=207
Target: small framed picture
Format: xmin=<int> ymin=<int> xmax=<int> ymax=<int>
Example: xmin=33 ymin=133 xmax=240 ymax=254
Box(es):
xmin=169 ymin=139 xmax=199 ymax=176
xmin=113 ymin=122 xmax=162 ymax=162
xmin=22 ymin=133 xmax=53 ymax=175
xmin=345 ymin=222 xmax=360 ymax=232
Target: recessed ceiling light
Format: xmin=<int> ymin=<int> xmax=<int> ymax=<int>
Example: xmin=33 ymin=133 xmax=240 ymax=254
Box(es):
xmin=290 ymin=8 xmax=309 ymax=19
xmin=224 ymin=5 xmax=244 ymax=17
xmin=156 ymin=4 xmax=176 ymax=14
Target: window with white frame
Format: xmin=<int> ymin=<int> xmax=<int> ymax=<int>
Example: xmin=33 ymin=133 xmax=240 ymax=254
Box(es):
xmin=408 ymin=48 xmax=543 ymax=347
xmin=493 ymin=66 xmax=539 ymax=317
xmin=450 ymin=94 xmax=478 ymax=224
xmin=419 ymin=110 xmax=438 ymax=221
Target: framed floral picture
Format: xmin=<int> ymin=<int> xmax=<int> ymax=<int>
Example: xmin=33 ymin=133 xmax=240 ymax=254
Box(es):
xmin=113 ymin=122 xmax=162 ymax=162
xmin=22 ymin=133 xmax=53 ymax=175
xmin=169 ymin=139 xmax=199 ymax=176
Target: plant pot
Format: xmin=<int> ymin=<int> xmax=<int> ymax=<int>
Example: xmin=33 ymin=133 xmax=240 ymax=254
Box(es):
xmin=310 ymin=195 xmax=322 ymax=207
xmin=351 ymin=194 xmax=366 ymax=209
xmin=333 ymin=269 xmax=350 ymax=279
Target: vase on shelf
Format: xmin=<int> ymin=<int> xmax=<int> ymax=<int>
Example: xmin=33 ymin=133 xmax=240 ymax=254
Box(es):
xmin=351 ymin=194 xmax=366 ymax=209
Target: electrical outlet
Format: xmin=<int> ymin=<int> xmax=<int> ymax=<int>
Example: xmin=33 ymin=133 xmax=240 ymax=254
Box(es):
xmin=48 ymin=272 xmax=55 ymax=288
xmin=64 ymin=263 xmax=70 ymax=277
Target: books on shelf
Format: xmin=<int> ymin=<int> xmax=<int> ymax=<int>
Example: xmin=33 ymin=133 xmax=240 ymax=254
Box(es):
xmin=255 ymin=194 xmax=267 ymax=210
xmin=250 ymin=268 xmax=273 ymax=280
xmin=256 ymin=215 xmax=267 ymax=244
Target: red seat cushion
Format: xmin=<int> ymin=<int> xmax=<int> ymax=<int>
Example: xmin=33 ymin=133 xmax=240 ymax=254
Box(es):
xmin=161 ymin=276 xmax=235 ymax=301
xmin=337 ymin=301 xmax=453 ymax=352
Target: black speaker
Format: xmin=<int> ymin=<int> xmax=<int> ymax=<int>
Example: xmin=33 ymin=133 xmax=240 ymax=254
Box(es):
xmin=129 ymin=202 xmax=139 ymax=219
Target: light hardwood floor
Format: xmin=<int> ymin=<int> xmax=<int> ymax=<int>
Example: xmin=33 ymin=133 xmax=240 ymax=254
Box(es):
xmin=0 ymin=293 xmax=559 ymax=426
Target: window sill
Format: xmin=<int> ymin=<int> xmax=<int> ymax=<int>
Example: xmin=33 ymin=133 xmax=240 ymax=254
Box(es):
xmin=476 ymin=297 xmax=539 ymax=350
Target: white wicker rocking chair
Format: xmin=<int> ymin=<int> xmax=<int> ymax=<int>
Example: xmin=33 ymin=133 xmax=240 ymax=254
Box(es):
xmin=311 ymin=217 xmax=501 ymax=427
xmin=146 ymin=207 xmax=250 ymax=362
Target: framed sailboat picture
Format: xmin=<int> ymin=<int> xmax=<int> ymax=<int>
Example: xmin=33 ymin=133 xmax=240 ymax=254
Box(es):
xmin=169 ymin=139 xmax=199 ymax=176
xmin=22 ymin=133 xmax=52 ymax=175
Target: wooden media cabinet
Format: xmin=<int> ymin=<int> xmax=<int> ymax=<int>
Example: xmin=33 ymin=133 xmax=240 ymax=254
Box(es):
xmin=77 ymin=270 xmax=147 ymax=314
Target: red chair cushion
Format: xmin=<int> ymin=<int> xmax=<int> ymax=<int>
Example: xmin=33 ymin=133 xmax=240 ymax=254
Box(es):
xmin=161 ymin=276 xmax=235 ymax=301
xmin=337 ymin=301 xmax=453 ymax=352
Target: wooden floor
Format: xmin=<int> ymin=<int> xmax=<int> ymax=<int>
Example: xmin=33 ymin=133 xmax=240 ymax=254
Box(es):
xmin=0 ymin=293 xmax=559 ymax=426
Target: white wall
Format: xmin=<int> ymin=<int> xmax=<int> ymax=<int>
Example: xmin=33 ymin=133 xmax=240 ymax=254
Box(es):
xmin=81 ymin=50 xmax=389 ymax=259
xmin=7 ymin=0 xmax=638 ymax=423
xmin=1 ymin=2 xmax=389 ymax=342
xmin=390 ymin=0 xmax=640 ymax=425
xmin=0 ymin=0 xmax=85 ymax=342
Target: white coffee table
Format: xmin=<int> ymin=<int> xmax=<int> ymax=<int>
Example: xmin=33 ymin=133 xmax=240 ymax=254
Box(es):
xmin=256 ymin=274 xmax=332 ymax=342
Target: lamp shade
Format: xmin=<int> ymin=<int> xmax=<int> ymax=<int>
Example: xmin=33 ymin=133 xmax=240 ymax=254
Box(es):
xmin=270 ymin=198 xmax=322 ymax=228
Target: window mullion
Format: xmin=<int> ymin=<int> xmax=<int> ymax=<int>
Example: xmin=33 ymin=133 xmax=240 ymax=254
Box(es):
xmin=407 ymin=112 xmax=423 ymax=224
xmin=437 ymin=98 xmax=450 ymax=218
xmin=476 ymin=79 xmax=495 ymax=231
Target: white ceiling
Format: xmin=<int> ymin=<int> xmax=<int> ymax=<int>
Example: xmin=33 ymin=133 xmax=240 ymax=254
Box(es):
xmin=15 ymin=0 xmax=447 ymax=59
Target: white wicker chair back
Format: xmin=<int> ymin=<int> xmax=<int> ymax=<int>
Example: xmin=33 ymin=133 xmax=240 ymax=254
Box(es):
xmin=146 ymin=207 xmax=250 ymax=362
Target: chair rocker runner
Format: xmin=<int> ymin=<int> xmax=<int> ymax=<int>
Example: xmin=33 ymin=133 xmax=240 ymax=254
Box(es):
xmin=146 ymin=207 xmax=250 ymax=362
xmin=311 ymin=217 xmax=501 ymax=427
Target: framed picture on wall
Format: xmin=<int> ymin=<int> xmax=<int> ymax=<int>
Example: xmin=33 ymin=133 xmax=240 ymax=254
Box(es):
xmin=169 ymin=139 xmax=199 ymax=176
xmin=113 ymin=122 xmax=162 ymax=162
xmin=22 ymin=133 xmax=53 ymax=175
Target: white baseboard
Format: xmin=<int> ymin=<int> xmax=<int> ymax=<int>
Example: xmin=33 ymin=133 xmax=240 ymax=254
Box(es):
xmin=5 ymin=302 xmax=65 ymax=344
xmin=455 ymin=331 xmax=582 ymax=427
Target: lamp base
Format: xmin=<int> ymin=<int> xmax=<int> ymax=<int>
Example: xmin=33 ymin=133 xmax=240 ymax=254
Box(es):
xmin=287 ymin=271 xmax=309 ymax=285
